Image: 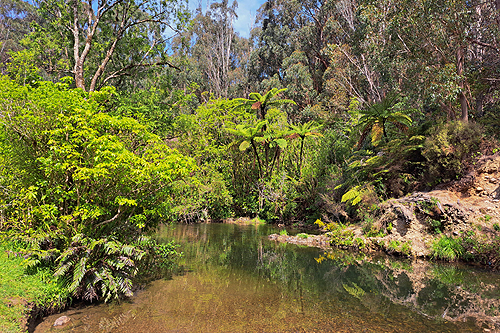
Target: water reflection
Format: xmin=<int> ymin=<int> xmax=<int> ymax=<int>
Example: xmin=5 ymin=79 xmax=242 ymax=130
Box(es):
xmin=34 ymin=223 xmax=498 ymax=332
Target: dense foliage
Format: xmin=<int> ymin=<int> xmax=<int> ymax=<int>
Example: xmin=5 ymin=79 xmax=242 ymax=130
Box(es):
xmin=0 ymin=77 xmax=192 ymax=301
xmin=1 ymin=0 xmax=500 ymax=310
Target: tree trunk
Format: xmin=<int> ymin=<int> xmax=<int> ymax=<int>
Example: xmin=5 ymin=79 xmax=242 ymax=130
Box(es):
xmin=72 ymin=0 xmax=85 ymax=90
xmin=250 ymin=139 xmax=263 ymax=179
xmin=476 ymin=93 xmax=485 ymax=118
xmin=456 ymin=46 xmax=468 ymax=123
xmin=74 ymin=61 xmax=86 ymax=90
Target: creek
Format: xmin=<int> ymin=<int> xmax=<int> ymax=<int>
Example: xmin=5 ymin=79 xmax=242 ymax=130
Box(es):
xmin=34 ymin=223 xmax=500 ymax=332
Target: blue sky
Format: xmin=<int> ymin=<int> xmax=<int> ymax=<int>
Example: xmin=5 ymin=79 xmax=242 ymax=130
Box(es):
xmin=189 ymin=0 xmax=267 ymax=38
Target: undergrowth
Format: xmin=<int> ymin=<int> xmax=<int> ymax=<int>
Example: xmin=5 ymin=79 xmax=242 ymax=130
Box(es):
xmin=432 ymin=232 xmax=500 ymax=268
xmin=431 ymin=236 xmax=464 ymax=261
xmin=315 ymin=219 xmax=365 ymax=249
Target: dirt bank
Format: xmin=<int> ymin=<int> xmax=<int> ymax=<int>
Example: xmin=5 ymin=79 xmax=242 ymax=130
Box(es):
xmin=269 ymin=153 xmax=500 ymax=265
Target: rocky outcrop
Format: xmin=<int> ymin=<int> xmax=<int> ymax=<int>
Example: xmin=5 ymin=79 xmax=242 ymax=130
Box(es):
xmin=271 ymin=154 xmax=500 ymax=260
xmin=268 ymin=233 xmax=330 ymax=249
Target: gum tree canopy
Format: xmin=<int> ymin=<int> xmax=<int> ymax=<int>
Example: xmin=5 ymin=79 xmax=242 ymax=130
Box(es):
xmin=31 ymin=0 xmax=188 ymax=91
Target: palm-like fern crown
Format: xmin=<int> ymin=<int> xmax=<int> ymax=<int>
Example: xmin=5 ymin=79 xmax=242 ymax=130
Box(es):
xmin=288 ymin=121 xmax=323 ymax=139
xmin=359 ymin=94 xmax=412 ymax=128
xmin=233 ymin=88 xmax=296 ymax=118
xmin=357 ymin=94 xmax=413 ymax=148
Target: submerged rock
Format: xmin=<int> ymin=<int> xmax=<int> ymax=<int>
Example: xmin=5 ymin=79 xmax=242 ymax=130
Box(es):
xmin=53 ymin=315 xmax=71 ymax=326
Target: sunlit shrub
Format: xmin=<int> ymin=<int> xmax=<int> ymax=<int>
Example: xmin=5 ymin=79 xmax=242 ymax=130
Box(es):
xmin=423 ymin=121 xmax=483 ymax=184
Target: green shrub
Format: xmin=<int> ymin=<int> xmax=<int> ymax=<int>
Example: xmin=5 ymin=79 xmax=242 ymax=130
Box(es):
xmin=460 ymin=232 xmax=500 ymax=267
xmin=315 ymin=220 xmax=356 ymax=247
xmin=431 ymin=236 xmax=464 ymax=261
xmin=52 ymin=234 xmax=144 ymax=302
xmin=361 ymin=215 xmax=384 ymax=237
xmin=387 ymin=240 xmax=401 ymax=251
xmin=354 ymin=237 xmax=366 ymax=249
xmin=400 ymin=241 xmax=412 ymax=256
xmin=423 ymin=121 xmax=483 ymax=184
xmin=0 ymin=77 xmax=191 ymax=302
xmin=386 ymin=239 xmax=412 ymax=255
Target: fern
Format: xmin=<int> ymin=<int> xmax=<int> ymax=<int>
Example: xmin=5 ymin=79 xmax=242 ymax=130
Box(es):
xmin=341 ymin=186 xmax=364 ymax=206
xmin=53 ymin=234 xmax=147 ymax=302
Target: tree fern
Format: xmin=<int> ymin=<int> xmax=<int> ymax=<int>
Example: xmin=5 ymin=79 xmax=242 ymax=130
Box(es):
xmin=357 ymin=93 xmax=413 ymax=148
xmin=233 ymin=88 xmax=296 ymax=119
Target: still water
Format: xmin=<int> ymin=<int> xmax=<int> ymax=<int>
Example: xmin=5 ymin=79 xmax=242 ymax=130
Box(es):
xmin=35 ymin=223 xmax=500 ymax=332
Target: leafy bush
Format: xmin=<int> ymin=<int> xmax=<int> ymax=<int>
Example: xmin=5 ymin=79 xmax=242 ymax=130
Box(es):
xmin=0 ymin=77 xmax=195 ymax=236
xmin=386 ymin=240 xmax=412 ymax=256
xmin=387 ymin=240 xmax=401 ymax=252
xmin=0 ymin=77 xmax=191 ymax=301
xmin=51 ymin=235 xmax=179 ymax=302
xmin=460 ymin=231 xmax=500 ymax=268
xmin=400 ymin=241 xmax=412 ymax=256
xmin=315 ymin=219 xmax=357 ymax=248
xmin=423 ymin=121 xmax=483 ymax=184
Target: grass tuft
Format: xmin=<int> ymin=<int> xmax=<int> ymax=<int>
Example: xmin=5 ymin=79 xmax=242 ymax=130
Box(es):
xmin=431 ymin=236 xmax=464 ymax=261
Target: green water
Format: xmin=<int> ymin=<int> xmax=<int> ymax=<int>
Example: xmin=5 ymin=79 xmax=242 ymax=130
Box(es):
xmin=34 ymin=223 xmax=500 ymax=332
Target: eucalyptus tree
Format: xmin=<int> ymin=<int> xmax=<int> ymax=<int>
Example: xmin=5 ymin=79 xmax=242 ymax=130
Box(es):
xmin=249 ymin=0 xmax=357 ymax=118
xmin=24 ymin=0 xmax=189 ymax=91
xmin=0 ymin=0 xmax=38 ymax=70
xmin=248 ymin=0 xmax=294 ymax=85
xmin=183 ymin=0 xmax=251 ymax=99
xmin=358 ymin=0 xmax=500 ymax=122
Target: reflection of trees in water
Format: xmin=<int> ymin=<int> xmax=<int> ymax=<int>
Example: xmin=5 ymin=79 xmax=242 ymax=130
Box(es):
xmin=160 ymin=223 xmax=500 ymax=330
xmin=391 ymin=260 xmax=500 ymax=329
xmin=258 ymin=246 xmax=500 ymax=330
xmin=318 ymin=252 xmax=500 ymax=330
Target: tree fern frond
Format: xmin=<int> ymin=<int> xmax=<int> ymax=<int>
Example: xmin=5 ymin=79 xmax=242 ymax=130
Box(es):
xmin=69 ymin=257 xmax=88 ymax=294
xmin=54 ymin=261 xmax=73 ymax=277
xmin=341 ymin=186 xmax=361 ymax=203
xmin=248 ymin=92 xmax=261 ymax=101
xmin=118 ymin=256 xmax=135 ymax=267
xmin=269 ymin=99 xmax=296 ymax=106
xmin=83 ymin=284 xmax=98 ymax=302
xmin=104 ymin=240 xmax=120 ymax=255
